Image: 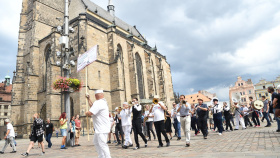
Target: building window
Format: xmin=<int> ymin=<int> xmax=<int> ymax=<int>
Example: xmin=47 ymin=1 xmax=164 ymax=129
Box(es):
xmin=263 ymin=86 xmax=266 ymax=89
xmin=241 ymin=83 xmax=243 ymax=86
xmin=238 ymin=83 xmax=240 ymax=86
xmin=191 ymin=97 xmax=192 ymax=99
xmin=4 ymin=105 xmax=8 ymax=109
xmin=193 ymin=100 xmax=195 ymax=102
xmin=243 ymin=92 xmax=245 ymax=95
xmin=266 ymin=93 xmax=268 ymax=96
xmin=4 ymin=113 xmax=7 ymax=116
xmin=244 ymin=98 xmax=246 ymax=102
xmin=259 ymin=94 xmax=261 ymax=98
xmin=241 ymin=98 xmax=243 ymax=102
xmin=249 ymin=90 xmax=251 ymax=94
xmin=240 ymin=92 xmax=242 ymax=96
xmin=98 ymin=70 xmax=101 ymax=79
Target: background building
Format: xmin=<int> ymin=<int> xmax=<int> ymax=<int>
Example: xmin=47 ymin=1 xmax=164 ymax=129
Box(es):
xmin=12 ymin=0 xmax=174 ymax=137
xmin=229 ymin=76 xmax=255 ymax=105
xmin=255 ymin=76 xmax=280 ymax=101
xmin=185 ymin=92 xmax=211 ymax=105
xmin=198 ymin=90 xmax=216 ymax=99
xmin=0 ymin=76 xmax=12 ymax=127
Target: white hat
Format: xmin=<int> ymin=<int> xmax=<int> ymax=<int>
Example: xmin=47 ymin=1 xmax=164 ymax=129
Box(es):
xmin=123 ymin=102 xmax=128 ymax=105
xmin=4 ymin=119 xmax=10 ymax=123
xmin=276 ymin=85 xmax=280 ymax=90
xmin=115 ymin=107 xmax=118 ymax=110
xmin=95 ymin=90 xmax=103 ymax=94
xmin=154 ymin=95 xmax=160 ymax=99
xmin=233 ymin=98 xmax=238 ymax=103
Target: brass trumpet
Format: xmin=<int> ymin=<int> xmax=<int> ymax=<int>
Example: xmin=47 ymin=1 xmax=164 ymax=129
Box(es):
xmin=182 ymin=100 xmax=186 ymax=105
xmin=128 ymin=101 xmax=133 ymax=105
xmin=153 ymin=98 xmax=159 ymax=104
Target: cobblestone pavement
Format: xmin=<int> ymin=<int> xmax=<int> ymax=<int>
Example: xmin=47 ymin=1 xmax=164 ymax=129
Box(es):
xmin=0 ymin=123 xmax=280 ymax=158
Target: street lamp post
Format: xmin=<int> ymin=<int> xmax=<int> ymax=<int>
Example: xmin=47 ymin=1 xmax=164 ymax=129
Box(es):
xmin=55 ymin=0 xmax=76 ymax=146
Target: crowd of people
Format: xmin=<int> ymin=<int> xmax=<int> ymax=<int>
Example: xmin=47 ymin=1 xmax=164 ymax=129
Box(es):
xmin=0 ymin=86 xmax=279 ymax=158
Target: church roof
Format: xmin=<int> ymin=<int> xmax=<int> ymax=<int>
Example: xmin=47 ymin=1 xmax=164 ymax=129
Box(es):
xmin=82 ymin=0 xmax=146 ymax=42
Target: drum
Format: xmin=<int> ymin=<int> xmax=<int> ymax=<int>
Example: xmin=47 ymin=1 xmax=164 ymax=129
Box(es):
xmin=252 ymin=100 xmax=264 ymax=110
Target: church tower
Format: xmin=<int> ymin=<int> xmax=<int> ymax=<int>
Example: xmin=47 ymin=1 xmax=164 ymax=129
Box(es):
xmin=12 ymin=0 xmax=64 ymax=138
xmin=107 ymin=0 xmax=115 ymax=16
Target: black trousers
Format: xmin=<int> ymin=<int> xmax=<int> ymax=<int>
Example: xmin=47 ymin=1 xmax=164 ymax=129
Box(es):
xmin=213 ymin=113 xmax=224 ymax=133
xmin=191 ymin=117 xmax=198 ymax=134
xmin=198 ymin=117 xmax=208 ymax=137
xmin=115 ymin=123 xmax=124 ymax=144
xmin=244 ymin=115 xmax=252 ymax=127
xmin=146 ymin=121 xmax=156 ymax=139
xmin=132 ymin=119 xmax=147 ymax=148
xmin=154 ymin=120 xmax=169 ymax=146
xmin=224 ymin=111 xmax=233 ymax=130
xmin=252 ymin=111 xmax=260 ymax=126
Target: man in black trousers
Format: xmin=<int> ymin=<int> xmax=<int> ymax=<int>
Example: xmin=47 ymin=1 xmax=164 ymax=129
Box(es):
xmin=131 ymin=98 xmax=147 ymax=150
xmin=114 ymin=107 xmax=124 ymax=146
xmin=150 ymin=95 xmax=170 ymax=148
xmin=196 ymin=98 xmax=208 ymax=139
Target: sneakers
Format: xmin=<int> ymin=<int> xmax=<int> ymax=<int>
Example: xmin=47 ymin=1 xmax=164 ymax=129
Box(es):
xmin=41 ymin=152 xmax=45 ymax=156
xmin=122 ymin=145 xmax=128 ymax=149
xmin=107 ymin=140 xmax=111 ymax=144
xmin=265 ymin=125 xmax=271 ymax=127
xmin=185 ymin=143 xmax=190 ymax=147
xmin=113 ymin=140 xmax=117 ymax=143
xmin=145 ymin=143 xmax=147 ymax=147
xmin=218 ymin=133 xmax=222 ymax=136
xmin=129 ymin=144 xmax=133 ymax=147
xmin=204 ymin=136 xmax=207 ymax=139
xmin=133 ymin=147 xmax=139 ymax=150
xmin=21 ymin=152 xmax=29 ymax=157
xmin=10 ymin=151 xmax=16 ymax=153
xmin=177 ymin=137 xmax=181 ymax=141
xmin=60 ymin=145 xmax=67 ymax=150
xmin=257 ymin=125 xmax=260 ymax=127
xmin=0 ymin=151 xmax=3 ymax=154
xmin=157 ymin=145 xmax=163 ymax=148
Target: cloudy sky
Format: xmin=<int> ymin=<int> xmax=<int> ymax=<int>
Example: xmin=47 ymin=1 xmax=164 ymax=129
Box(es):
xmin=1 ymin=0 xmax=280 ymax=101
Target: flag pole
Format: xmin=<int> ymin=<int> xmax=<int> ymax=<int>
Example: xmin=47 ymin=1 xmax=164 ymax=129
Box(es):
xmin=86 ymin=66 xmax=89 ymax=141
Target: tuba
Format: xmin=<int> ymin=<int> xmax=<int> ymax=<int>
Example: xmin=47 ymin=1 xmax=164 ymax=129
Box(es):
xmin=231 ymin=93 xmax=241 ymax=114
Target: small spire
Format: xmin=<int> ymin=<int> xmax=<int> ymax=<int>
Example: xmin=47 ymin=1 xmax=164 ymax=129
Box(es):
xmin=107 ymin=0 xmax=115 ymax=16
xmin=108 ymin=0 xmax=113 ymax=5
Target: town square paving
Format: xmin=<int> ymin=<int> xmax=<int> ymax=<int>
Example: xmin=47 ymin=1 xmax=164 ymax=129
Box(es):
xmin=0 ymin=123 xmax=280 ymax=158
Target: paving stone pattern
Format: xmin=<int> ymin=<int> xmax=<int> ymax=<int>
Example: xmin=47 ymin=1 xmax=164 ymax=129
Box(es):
xmin=0 ymin=124 xmax=280 ymax=158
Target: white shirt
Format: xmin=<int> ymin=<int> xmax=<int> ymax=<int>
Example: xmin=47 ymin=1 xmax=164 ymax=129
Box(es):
xmin=224 ymin=104 xmax=230 ymax=111
xmin=171 ymin=108 xmax=180 ymax=122
xmin=132 ymin=104 xmax=142 ymax=111
xmin=109 ymin=116 xmax=114 ymax=126
xmin=243 ymin=107 xmax=249 ymax=115
xmin=144 ymin=110 xmax=154 ymax=122
xmin=7 ymin=123 xmax=15 ymax=138
xmin=120 ymin=109 xmax=132 ymax=126
xmin=152 ymin=103 xmax=165 ymax=122
xmin=213 ymin=103 xmax=223 ymax=114
xmin=89 ymin=98 xmax=110 ymax=134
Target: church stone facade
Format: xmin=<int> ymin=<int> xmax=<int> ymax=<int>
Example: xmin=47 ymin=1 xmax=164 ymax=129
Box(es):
xmin=11 ymin=0 xmax=174 ymax=137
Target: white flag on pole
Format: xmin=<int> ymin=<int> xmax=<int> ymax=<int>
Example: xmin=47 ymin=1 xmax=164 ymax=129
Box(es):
xmin=77 ymin=45 xmax=98 ymax=72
